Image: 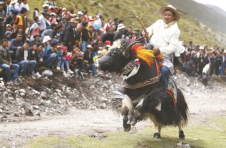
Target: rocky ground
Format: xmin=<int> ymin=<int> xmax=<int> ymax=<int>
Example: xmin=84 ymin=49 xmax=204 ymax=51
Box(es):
xmin=0 ymin=73 xmax=123 ymax=122
xmin=0 ymin=71 xmax=226 ymax=147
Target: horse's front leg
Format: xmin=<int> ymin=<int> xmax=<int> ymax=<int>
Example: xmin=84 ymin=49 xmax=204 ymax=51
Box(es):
xmin=122 ymin=107 xmax=131 ymax=132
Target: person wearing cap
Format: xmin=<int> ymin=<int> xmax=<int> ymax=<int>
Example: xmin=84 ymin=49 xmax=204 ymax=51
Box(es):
xmin=144 ymin=5 xmax=181 ymax=100
xmin=5 ymin=24 xmax=13 ymax=41
xmin=0 ymin=39 xmax=20 ymax=85
xmin=49 ymin=12 xmax=56 ymax=24
xmin=0 ymin=1 xmax=6 ymax=42
xmin=113 ymin=24 xmax=126 ymax=41
xmin=42 ymin=35 xmax=51 ymax=48
xmin=8 ymin=0 xmax=17 ymax=16
xmin=64 ymin=18 xmax=77 ymax=52
xmin=30 ymin=33 xmax=41 ymax=47
xmin=43 ymin=39 xmax=61 ymax=69
xmin=5 ymin=10 xmax=18 ymax=27
xmin=77 ymin=11 xmax=83 ymax=17
xmin=39 ymin=9 xmax=50 ymax=31
xmin=83 ymin=45 xmax=97 ymax=76
xmin=16 ymin=40 xmax=37 ymax=78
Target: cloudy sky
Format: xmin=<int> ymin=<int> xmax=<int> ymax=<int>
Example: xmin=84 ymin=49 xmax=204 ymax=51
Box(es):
xmin=194 ymin=0 xmax=226 ymax=11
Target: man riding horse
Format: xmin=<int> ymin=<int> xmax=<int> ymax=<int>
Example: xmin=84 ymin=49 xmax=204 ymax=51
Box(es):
xmin=144 ymin=5 xmax=180 ymax=104
xmin=96 ymin=5 xmax=188 ymax=139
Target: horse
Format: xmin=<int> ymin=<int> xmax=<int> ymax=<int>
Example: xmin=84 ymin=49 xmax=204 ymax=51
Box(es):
xmin=96 ymin=39 xmax=189 ymax=139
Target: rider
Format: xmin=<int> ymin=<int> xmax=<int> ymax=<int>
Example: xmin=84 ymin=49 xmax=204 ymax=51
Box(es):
xmin=144 ymin=5 xmax=181 ymax=101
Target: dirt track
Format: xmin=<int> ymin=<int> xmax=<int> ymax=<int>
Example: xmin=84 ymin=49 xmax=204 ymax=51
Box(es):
xmin=0 ymin=89 xmax=226 ymax=147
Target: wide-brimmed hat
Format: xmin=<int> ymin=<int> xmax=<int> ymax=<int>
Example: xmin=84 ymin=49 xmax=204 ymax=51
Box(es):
xmin=42 ymin=36 xmax=52 ymax=43
xmin=50 ymin=12 xmax=56 ymax=16
xmin=10 ymin=0 xmax=18 ymax=4
xmin=62 ymin=8 xmax=67 ymax=11
xmin=159 ymin=5 xmax=180 ymax=21
xmin=78 ymin=11 xmax=83 ymax=15
xmin=41 ymin=9 xmax=50 ymax=15
xmin=117 ymin=24 xmax=126 ymax=30
xmin=199 ymin=46 xmax=204 ymax=50
xmin=75 ymin=16 xmax=81 ymax=20
xmin=0 ymin=2 xmax=4 ymax=5
xmin=69 ymin=18 xmax=77 ymax=23
xmin=6 ymin=24 xmax=12 ymax=28
xmin=87 ymin=45 xmax=93 ymax=49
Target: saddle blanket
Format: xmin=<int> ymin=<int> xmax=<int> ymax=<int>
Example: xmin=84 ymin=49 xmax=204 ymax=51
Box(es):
xmin=167 ymin=78 xmax=177 ymax=106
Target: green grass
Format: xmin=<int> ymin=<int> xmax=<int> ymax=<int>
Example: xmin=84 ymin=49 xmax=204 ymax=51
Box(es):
xmin=28 ymin=0 xmax=225 ymax=47
xmin=25 ymin=116 xmax=226 ymax=148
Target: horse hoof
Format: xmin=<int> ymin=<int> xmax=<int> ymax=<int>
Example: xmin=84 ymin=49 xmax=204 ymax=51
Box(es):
xmin=130 ymin=117 xmax=137 ymax=126
xmin=124 ymin=124 xmax=131 ymax=132
xmin=153 ymin=133 xmax=161 ymax=139
xmin=179 ymin=131 xmax=185 ymax=139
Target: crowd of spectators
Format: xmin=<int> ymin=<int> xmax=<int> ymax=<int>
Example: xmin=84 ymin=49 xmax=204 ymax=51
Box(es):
xmin=180 ymin=41 xmax=226 ymax=85
xmin=0 ymin=0 xmax=142 ymax=86
xmin=0 ymin=0 xmax=225 ymax=86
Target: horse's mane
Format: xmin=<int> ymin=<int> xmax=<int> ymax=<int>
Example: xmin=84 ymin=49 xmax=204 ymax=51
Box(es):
xmin=109 ymin=39 xmax=162 ymax=67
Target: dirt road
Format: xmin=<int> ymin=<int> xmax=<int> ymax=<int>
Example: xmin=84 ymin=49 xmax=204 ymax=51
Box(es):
xmin=0 ymin=90 xmax=226 ymax=147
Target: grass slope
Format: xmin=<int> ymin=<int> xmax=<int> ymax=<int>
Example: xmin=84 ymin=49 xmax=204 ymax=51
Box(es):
xmin=24 ymin=117 xmax=226 ymax=148
xmin=28 ymin=0 xmax=225 ymax=47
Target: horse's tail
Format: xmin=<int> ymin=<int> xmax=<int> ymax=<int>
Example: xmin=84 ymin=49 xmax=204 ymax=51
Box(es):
xmin=176 ymin=88 xmax=189 ymax=126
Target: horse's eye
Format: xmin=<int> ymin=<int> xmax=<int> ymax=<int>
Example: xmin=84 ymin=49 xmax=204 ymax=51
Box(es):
xmin=112 ymin=51 xmax=117 ymax=55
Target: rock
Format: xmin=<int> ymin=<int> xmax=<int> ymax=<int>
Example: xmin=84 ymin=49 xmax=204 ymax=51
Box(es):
xmin=176 ymin=142 xmax=190 ymax=148
xmin=34 ymin=110 xmax=41 ymax=116
xmin=40 ymin=91 xmax=47 ymax=98
xmin=32 ymin=90 xmax=40 ymax=95
xmin=25 ymin=108 xmax=33 ymax=116
xmin=55 ymin=89 xmax=61 ymax=93
xmin=3 ymin=92 xmax=8 ymax=97
xmin=99 ymin=103 xmax=106 ymax=109
xmin=20 ymin=93 xmax=26 ymax=97
xmin=14 ymin=90 xmax=19 ymax=94
xmin=19 ymin=89 xmax=26 ymax=93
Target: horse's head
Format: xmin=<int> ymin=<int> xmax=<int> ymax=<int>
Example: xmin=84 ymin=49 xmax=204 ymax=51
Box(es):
xmin=96 ymin=39 xmax=139 ymax=73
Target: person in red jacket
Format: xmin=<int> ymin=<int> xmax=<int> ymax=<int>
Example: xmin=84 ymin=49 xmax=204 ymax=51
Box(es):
xmin=61 ymin=46 xmax=73 ymax=77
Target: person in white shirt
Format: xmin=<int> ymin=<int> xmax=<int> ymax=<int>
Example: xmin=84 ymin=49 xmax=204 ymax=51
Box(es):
xmin=202 ymin=62 xmax=211 ymax=86
xmin=145 ymin=5 xmax=181 ymax=99
xmin=21 ymin=0 xmax=29 ymax=17
xmin=15 ymin=0 xmax=22 ymax=12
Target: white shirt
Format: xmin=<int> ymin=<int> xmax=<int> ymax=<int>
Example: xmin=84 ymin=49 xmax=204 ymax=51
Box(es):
xmin=145 ymin=20 xmax=180 ymax=74
xmin=203 ymin=64 xmax=210 ymax=74
xmin=146 ymin=20 xmax=180 ymax=56
xmin=24 ymin=50 xmax=28 ymax=61
xmin=21 ymin=3 xmax=29 ymax=11
xmin=15 ymin=2 xmax=23 ymax=12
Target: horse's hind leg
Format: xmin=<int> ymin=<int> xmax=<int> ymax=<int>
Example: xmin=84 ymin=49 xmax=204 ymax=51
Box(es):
xmin=178 ymin=123 xmax=185 ymax=139
xmin=122 ymin=107 xmax=131 ymax=132
xmin=153 ymin=126 xmax=162 ymax=138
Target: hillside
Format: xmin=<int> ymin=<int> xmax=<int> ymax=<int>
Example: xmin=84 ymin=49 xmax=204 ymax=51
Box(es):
xmin=204 ymin=4 xmax=226 ymax=17
xmin=28 ymin=0 xmax=225 ymax=47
